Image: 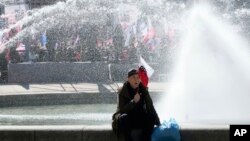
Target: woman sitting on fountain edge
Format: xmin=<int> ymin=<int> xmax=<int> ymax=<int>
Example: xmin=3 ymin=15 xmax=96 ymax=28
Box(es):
xmin=112 ymin=69 xmax=160 ymax=141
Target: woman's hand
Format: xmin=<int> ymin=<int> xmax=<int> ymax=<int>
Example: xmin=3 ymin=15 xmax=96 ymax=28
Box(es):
xmin=133 ymin=93 xmax=141 ymax=103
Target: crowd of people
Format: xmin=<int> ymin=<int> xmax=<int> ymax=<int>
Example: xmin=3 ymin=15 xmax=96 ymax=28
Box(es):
xmin=3 ymin=37 xmax=172 ymax=64
xmin=1 ymin=27 xmax=175 ymax=63
xmin=0 ymin=19 xmax=177 ymax=83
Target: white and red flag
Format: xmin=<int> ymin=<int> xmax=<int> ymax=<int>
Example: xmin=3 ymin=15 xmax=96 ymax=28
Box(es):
xmin=138 ymin=56 xmax=154 ymax=87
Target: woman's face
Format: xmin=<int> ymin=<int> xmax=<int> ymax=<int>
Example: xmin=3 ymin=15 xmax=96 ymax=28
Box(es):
xmin=128 ymin=74 xmax=140 ymax=89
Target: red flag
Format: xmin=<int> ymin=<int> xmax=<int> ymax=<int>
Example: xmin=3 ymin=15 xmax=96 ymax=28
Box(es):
xmin=143 ymin=17 xmax=155 ymax=44
xmin=138 ymin=66 xmax=149 ymax=88
xmin=143 ymin=28 xmax=155 ymax=43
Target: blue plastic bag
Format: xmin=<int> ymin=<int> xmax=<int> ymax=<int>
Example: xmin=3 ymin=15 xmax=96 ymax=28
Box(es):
xmin=151 ymin=118 xmax=181 ymax=141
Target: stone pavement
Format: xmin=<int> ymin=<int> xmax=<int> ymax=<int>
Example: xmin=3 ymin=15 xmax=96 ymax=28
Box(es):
xmin=0 ymin=82 xmax=167 ymax=107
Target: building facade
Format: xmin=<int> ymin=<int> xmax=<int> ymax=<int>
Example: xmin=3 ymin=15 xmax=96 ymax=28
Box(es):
xmin=26 ymin=0 xmax=66 ymax=9
xmin=0 ymin=0 xmax=29 ymax=27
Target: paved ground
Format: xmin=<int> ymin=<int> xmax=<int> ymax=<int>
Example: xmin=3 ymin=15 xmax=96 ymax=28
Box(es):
xmin=0 ymin=82 xmax=168 ymax=95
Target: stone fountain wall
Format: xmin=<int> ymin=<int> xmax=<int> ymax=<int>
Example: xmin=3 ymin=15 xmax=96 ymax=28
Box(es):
xmin=0 ymin=125 xmax=229 ymax=141
xmin=8 ymin=62 xmax=166 ymax=83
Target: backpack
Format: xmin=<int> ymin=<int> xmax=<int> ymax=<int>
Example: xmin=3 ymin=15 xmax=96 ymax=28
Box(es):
xmin=151 ymin=118 xmax=181 ymax=141
xmin=112 ymin=112 xmax=121 ymax=136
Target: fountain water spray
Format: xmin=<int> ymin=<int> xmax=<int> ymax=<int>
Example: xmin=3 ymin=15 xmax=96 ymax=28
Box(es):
xmin=157 ymin=1 xmax=250 ymax=124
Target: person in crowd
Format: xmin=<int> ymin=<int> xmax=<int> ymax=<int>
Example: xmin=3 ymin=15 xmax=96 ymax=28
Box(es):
xmin=128 ymin=38 xmax=138 ymax=63
xmin=29 ymin=46 xmax=38 ymax=62
xmin=112 ymin=69 xmax=160 ymax=141
xmin=120 ymin=49 xmax=129 ymax=63
xmin=0 ymin=50 xmax=8 ymax=82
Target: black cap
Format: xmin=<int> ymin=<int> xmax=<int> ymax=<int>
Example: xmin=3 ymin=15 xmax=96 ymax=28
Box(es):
xmin=128 ymin=69 xmax=138 ymax=77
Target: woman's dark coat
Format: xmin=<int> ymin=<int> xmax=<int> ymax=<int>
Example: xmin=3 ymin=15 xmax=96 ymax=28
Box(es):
xmin=112 ymin=82 xmax=160 ymax=135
